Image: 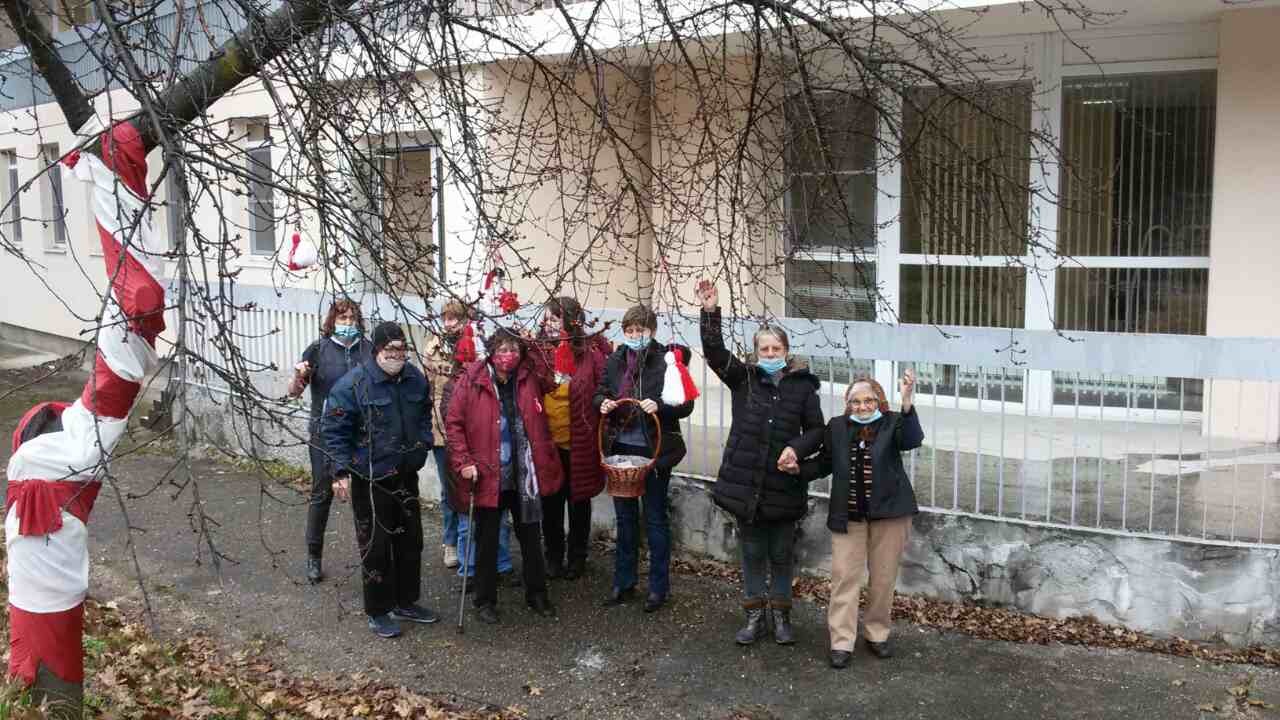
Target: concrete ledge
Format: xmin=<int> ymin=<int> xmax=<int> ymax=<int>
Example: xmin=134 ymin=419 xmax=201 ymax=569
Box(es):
xmin=0 ymin=322 xmax=92 ymax=365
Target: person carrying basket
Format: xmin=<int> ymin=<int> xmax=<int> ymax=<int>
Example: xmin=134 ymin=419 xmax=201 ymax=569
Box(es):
xmin=594 ymin=305 xmax=697 ymax=614
xmin=696 ymin=279 xmax=826 ymax=646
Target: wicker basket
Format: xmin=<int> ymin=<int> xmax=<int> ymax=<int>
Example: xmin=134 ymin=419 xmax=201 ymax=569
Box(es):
xmin=599 ymin=398 xmax=662 ymax=498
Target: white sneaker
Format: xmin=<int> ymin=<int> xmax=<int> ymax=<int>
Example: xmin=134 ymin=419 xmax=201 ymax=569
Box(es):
xmin=443 ymin=544 xmax=460 ymax=569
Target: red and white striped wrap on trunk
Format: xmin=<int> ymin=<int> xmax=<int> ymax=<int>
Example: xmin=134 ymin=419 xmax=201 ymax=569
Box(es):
xmin=5 ymin=121 xmax=163 ymax=685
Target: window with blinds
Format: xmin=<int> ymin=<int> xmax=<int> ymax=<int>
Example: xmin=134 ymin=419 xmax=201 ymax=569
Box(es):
xmin=899 ymin=83 xmax=1031 ymax=329
xmin=783 ymin=91 xmax=878 ymax=321
xmin=246 ymin=120 xmax=275 ymax=256
xmin=1056 ymin=71 xmax=1215 ymax=335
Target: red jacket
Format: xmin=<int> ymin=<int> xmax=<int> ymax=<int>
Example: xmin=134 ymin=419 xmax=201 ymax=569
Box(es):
xmin=531 ymin=334 xmax=613 ymax=503
xmin=446 ymin=356 xmax=564 ymax=509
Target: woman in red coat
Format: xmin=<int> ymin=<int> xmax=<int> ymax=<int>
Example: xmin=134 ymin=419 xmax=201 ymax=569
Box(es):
xmin=533 ymin=297 xmax=612 ymax=581
xmin=447 ymin=328 xmax=564 ymax=624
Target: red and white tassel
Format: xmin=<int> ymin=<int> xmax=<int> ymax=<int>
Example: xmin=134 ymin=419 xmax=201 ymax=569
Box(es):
xmin=286 ymin=232 xmax=318 ymax=271
xmin=661 ymin=347 xmax=700 ymax=406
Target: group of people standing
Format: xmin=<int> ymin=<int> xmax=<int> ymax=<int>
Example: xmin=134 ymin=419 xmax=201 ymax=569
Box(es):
xmin=287 ymin=282 xmax=923 ymax=669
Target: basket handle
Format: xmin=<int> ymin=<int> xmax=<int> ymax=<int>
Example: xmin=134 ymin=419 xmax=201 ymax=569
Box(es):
xmin=597 ymin=397 xmax=663 ymax=466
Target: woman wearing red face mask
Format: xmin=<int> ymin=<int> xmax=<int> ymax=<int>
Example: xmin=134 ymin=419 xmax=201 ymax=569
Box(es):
xmin=446 ymin=327 xmax=564 ymax=624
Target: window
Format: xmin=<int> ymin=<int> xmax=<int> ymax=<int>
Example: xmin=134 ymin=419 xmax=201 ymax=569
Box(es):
xmin=784 ymin=92 xmax=878 ymax=321
xmin=1056 ymin=71 xmax=1215 ymax=335
xmin=3 ymin=151 xmax=20 ymax=244
xmin=1054 ymin=70 xmax=1216 ymax=411
xmin=899 ymin=83 xmax=1032 ymax=328
xmin=246 ymin=121 xmax=275 ymax=255
xmin=39 ymin=144 xmax=66 ymax=247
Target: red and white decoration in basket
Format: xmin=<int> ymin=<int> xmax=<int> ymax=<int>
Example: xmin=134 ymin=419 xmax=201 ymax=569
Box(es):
xmin=6 ymin=121 xmax=164 ymax=687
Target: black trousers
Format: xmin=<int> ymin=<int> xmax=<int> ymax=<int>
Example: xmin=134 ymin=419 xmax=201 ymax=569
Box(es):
xmin=474 ymin=489 xmax=547 ymax=608
xmin=304 ymin=437 xmax=334 ymax=558
xmin=351 ymin=469 xmax=423 ymax=617
xmin=541 ymin=448 xmax=592 ymax=565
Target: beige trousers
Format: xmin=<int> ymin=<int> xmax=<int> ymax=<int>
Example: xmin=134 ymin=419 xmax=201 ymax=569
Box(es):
xmin=827 ymin=516 xmax=911 ymax=651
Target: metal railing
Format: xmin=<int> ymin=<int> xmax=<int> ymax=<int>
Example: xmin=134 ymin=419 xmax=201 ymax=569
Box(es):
xmin=176 ymin=283 xmax=1280 ymax=549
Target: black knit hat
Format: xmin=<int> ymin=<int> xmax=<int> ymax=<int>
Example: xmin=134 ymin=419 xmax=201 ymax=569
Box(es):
xmin=371 ymin=321 xmax=406 ymax=354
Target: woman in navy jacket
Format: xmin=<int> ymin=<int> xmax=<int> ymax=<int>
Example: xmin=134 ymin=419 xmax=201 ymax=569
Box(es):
xmin=785 ymin=371 xmax=921 ymax=669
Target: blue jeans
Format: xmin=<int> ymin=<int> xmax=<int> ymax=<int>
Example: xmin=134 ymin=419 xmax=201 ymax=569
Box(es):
xmin=740 ymin=520 xmax=796 ymax=604
xmin=612 ymin=447 xmax=671 ymax=598
xmin=433 ymin=447 xmax=459 ymax=547
xmin=434 ymin=447 xmax=512 ymax=574
xmin=456 ymin=509 xmax=513 ymax=577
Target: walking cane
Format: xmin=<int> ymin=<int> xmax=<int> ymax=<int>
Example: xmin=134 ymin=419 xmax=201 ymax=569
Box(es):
xmin=457 ymin=476 xmax=476 ymax=634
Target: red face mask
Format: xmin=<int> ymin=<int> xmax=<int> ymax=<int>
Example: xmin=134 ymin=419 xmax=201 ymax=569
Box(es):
xmin=491 ymin=350 xmax=520 ymax=373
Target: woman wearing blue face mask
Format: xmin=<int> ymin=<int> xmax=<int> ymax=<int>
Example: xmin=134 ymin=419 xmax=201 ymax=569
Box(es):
xmin=785 ymin=371 xmax=921 ymax=669
xmin=594 ymin=304 xmax=696 ymax=614
xmin=288 ymin=299 xmax=372 ymax=584
xmin=696 ymin=280 xmax=825 ymax=646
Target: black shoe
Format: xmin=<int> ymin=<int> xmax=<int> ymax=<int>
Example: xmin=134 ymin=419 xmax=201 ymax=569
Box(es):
xmin=602 ymin=587 xmax=636 ymax=607
xmin=867 ymin=640 xmax=894 ymax=659
xmin=830 ymin=650 xmax=852 ymax=669
xmin=305 ymin=556 xmax=323 ymax=584
xmin=391 ymin=604 xmax=440 ymax=624
xmin=735 ymin=607 xmax=769 ymax=646
xmin=475 ymin=605 xmax=500 ymax=624
xmin=527 ymin=593 xmax=557 ymax=618
xmin=368 ymin=614 xmax=401 ymax=639
xmin=564 ymin=558 xmax=586 ymax=580
xmin=771 ymin=607 xmax=795 ymax=645
xmin=545 ymin=558 xmax=565 ymax=580
xmin=643 ymin=593 xmax=666 ymax=613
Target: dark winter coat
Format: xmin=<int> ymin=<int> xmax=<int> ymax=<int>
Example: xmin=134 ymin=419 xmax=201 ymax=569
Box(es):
xmin=791 ymin=409 xmax=925 ymax=531
xmin=322 ymin=360 xmax=433 ymax=481
xmin=446 ymin=357 xmax=565 ymax=510
xmin=299 ymin=336 xmax=373 ymax=433
xmin=592 ymin=339 xmax=696 ymax=472
xmin=701 ymin=309 xmax=825 ymax=524
xmin=530 ymin=334 xmax=613 ymax=503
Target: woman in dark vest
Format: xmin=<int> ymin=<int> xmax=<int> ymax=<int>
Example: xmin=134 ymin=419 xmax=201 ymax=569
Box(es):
xmin=786 ymin=371 xmax=921 ymax=669
xmin=593 ymin=305 xmax=696 ymax=614
xmin=696 ymin=280 xmax=825 ymax=645
xmin=287 ymin=298 xmax=372 ymax=584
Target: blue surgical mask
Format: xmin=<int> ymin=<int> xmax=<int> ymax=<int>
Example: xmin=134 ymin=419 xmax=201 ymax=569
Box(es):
xmin=334 ymin=324 xmax=359 ymax=341
xmin=757 ymin=357 xmax=786 ymax=374
xmin=622 ymin=334 xmax=650 ymax=352
xmin=850 ymin=409 xmax=883 ymax=425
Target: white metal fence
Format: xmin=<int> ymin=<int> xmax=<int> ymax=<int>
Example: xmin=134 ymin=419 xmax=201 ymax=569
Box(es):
xmin=177 ymin=284 xmax=1280 ymax=549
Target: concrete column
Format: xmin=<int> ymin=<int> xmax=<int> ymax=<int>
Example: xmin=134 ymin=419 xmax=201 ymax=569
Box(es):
xmin=1204 ymin=7 xmax=1280 ymax=443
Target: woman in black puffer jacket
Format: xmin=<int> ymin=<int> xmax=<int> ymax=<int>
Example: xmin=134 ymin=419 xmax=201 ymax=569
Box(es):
xmin=697 ymin=280 xmax=825 ymax=647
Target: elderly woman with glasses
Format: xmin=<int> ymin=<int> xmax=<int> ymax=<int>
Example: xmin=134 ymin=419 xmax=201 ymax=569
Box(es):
xmin=782 ymin=370 xmax=921 ymax=669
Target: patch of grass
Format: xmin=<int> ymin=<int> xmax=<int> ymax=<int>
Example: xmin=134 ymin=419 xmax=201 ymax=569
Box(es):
xmin=0 ymin=684 xmax=35 ymax=720
xmin=206 ymin=684 xmax=235 ymax=707
xmin=82 ymin=635 xmax=107 ymax=659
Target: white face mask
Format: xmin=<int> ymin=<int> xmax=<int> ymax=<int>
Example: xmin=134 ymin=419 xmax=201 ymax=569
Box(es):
xmin=377 ymin=355 xmax=406 ymax=376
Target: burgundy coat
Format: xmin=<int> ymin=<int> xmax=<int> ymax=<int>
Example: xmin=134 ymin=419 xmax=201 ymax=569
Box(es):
xmin=446 ymin=356 xmax=564 ymax=510
xmin=531 ymin=335 xmax=612 ymax=503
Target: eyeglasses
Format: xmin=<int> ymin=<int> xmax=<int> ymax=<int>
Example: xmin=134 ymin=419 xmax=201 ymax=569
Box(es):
xmin=381 ymin=346 xmax=408 ymax=358
xmin=848 ymin=397 xmax=880 ymax=408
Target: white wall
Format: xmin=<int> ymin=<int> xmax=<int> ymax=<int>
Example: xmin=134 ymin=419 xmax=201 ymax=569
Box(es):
xmin=1204 ymin=6 xmax=1280 ymax=442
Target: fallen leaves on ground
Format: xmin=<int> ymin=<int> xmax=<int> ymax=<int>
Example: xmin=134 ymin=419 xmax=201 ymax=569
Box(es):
xmin=1 ymin=594 xmax=523 ymax=720
xmin=660 ymin=551 xmax=1280 ymax=669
